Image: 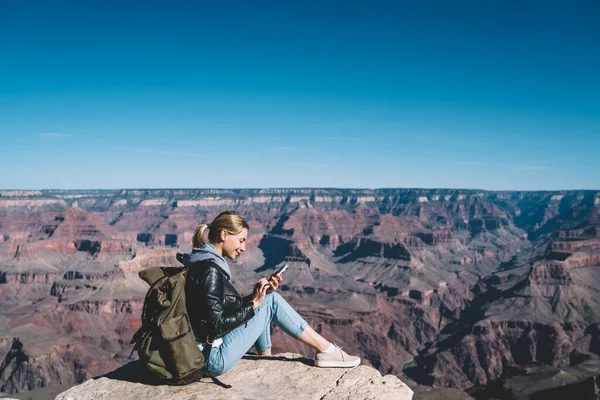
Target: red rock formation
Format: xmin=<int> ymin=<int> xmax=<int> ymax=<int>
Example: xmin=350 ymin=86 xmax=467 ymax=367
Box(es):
xmin=1 ymin=188 xmax=599 ymax=397
xmin=529 ymin=262 xmax=573 ymax=286
xmin=118 ymin=248 xmax=180 ymax=272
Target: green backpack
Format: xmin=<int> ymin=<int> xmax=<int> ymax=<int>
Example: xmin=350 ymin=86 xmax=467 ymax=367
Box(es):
xmin=130 ymin=265 xmax=205 ymax=385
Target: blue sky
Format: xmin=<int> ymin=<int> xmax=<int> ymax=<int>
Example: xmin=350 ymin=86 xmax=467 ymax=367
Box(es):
xmin=1 ymin=0 xmax=598 ymax=190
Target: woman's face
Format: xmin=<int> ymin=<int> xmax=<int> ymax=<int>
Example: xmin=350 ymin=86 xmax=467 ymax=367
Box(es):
xmin=221 ymin=228 xmax=248 ymax=260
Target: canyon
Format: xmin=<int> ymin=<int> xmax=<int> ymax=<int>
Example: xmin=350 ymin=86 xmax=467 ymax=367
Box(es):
xmin=0 ymin=188 xmax=599 ymax=399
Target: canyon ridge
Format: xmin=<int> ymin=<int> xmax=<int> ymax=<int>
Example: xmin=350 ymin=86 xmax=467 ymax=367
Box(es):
xmin=1 ymin=188 xmax=599 ymax=399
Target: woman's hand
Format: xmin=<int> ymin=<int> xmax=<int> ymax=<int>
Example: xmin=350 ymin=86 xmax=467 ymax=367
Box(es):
xmin=266 ymin=271 xmax=283 ymax=293
xmin=250 ymin=278 xmax=270 ymax=310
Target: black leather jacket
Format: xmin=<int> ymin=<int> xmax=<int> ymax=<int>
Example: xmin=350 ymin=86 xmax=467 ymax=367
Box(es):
xmin=185 ymin=259 xmax=255 ymax=341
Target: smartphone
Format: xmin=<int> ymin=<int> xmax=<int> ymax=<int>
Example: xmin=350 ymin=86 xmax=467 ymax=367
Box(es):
xmin=276 ymin=264 xmax=288 ymax=275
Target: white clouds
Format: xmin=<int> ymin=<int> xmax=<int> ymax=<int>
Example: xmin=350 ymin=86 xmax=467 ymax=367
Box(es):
xmin=514 ymin=166 xmax=558 ymax=171
xmin=288 ymin=161 xmax=331 ymax=168
xmin=273 ymin=146 xmax=300 ymax=151
xmin=454 ymin=160 xmax=558 ymax=171
xmin=39 ymin=133 xmax=71 ymax=138
xmin=272 ymin=146 xmax=315 ymax=151
xmin=455 ymin=160 xmax=512 ymax=166
xmin=131 ymin=148 xmax=198 ymax=157
xmin=407 ymin=134 xmax=441 ymax=141
xmin=319 ymin=136 xmax=364 ymax=142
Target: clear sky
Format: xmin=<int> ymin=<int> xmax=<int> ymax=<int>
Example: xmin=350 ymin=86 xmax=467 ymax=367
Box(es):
xmin=1 ymin=0 xmax=598 ymax=190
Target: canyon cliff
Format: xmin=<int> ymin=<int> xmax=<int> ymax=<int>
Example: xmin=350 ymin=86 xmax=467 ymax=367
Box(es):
xmin=0 ymin=188 xmax=599 ymax=399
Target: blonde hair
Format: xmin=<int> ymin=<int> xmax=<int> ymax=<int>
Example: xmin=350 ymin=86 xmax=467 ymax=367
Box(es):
xmin=192 ymin=211 xmax=250 ymax=248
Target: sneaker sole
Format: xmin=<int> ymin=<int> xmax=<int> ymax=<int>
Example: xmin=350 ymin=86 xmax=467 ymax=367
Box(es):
xmin=314 ymin=358 xmax=361 ymax=368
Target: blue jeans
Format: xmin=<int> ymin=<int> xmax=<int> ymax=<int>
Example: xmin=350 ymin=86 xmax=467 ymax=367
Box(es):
xmin=205 ymin=292 xmax=308 ymax=376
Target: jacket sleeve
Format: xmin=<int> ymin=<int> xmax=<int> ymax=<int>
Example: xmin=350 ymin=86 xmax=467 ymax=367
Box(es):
xmin=189 ymin=264 xmax=255 ymax=338
xmin=242 ymin=294 xmax=254 ymax=304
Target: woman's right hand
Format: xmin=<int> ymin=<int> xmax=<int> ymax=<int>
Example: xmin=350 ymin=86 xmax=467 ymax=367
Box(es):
xmin=250 ymin=278 xmax=270 ymax=310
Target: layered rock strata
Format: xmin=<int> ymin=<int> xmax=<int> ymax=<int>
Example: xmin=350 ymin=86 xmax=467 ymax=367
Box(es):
xmin=0 ymin=189 xmax=598 ymax=398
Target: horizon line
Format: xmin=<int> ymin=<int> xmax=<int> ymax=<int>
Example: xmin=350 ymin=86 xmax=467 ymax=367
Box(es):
xmin=1 ymin=187 xmax=599 ymax=193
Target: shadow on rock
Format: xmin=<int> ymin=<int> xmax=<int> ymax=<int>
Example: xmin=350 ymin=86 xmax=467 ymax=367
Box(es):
xmin=96 ymin=360 xmax=163 ymax=385
xmin=241 ymin=354 xmax=314 ymax=367
xmin=94 ymin=355 xmax=314 ymax=386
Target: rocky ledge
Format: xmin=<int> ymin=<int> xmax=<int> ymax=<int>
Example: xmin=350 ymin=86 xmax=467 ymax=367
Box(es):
xmin=54 ymin=353 xmax=414 ymax=400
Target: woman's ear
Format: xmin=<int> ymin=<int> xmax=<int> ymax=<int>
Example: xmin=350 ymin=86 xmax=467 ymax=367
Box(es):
xmin=220 ymin=230 xmax=228 ymax=242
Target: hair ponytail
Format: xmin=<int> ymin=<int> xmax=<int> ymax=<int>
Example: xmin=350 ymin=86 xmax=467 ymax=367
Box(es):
xmin=192 ymin=224 xmax=210 ymax=248
xmin=191 ymin=211 xmax=249 ymax=248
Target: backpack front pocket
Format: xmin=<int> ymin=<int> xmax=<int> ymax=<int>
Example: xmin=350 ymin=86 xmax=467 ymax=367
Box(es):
xmin=159 ymin=314 xmax=204 ymax=377
xmin=160 ymin=314 xmax=191 ymax=341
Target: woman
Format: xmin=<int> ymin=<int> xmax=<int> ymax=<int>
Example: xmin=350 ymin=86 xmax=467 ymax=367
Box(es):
xmin=182 ymin=211 xmax=360 ymax=377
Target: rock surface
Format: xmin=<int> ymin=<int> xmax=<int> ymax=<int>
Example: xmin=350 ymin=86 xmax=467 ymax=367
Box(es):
xmin=54 ymin=353 xmax=414 ymax=400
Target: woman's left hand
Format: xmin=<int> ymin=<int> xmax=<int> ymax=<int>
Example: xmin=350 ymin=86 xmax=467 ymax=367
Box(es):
xmin=266 ymin=271 xmax=283 ymax=292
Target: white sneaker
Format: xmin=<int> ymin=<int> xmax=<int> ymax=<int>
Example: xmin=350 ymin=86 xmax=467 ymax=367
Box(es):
xmin=314 ymin=345 xmax=361 ymax=368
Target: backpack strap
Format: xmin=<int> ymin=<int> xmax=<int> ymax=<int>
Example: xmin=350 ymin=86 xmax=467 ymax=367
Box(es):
xmin=202 ymin=341 xmax=232 ymax=389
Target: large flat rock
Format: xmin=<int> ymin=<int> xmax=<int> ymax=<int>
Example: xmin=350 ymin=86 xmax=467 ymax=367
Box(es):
xmin=55 ymin=353 xmax=413 ymax=400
